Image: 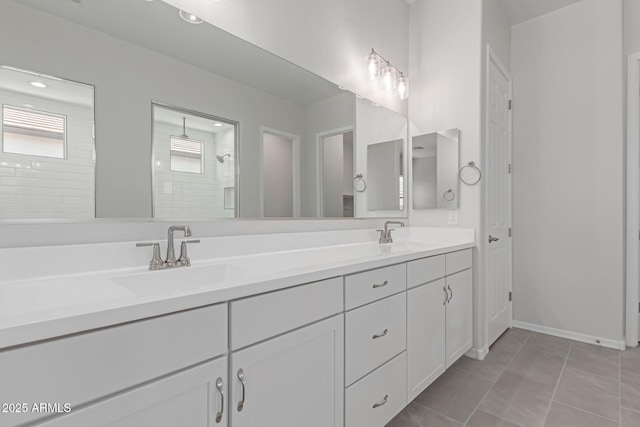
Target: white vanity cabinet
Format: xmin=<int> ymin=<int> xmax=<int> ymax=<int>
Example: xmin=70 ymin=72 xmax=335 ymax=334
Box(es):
xmin=228 ymin=278 xmax=345 ymax=427
xmin=406 ymin=249 xmax=473 ymax=401
xmin=38 ymin=357 xmax=228 ymax=427
xmin=0 ymin=304 xmax=228 ymax=427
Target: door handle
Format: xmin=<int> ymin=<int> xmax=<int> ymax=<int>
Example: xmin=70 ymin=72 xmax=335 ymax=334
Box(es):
xmin=237 ymin=369 xmax=246 ymax=412
xmin=215 ymin=377 xmax=224 ymax=423
xmin=489 ymin=235 xmax=500 ymax=243
xmin=443 ymin=286 xmax=448 ymax=305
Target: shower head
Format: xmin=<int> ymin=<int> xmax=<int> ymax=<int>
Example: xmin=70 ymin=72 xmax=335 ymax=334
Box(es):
xmin=216 ymin=153 xmax=231 ymax=163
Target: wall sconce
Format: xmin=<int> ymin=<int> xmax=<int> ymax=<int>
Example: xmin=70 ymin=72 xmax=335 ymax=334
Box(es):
xmin=365 ymin=49 xmax=409 ymax=100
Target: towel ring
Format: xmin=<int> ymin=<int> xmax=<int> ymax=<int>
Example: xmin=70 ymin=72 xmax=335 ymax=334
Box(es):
xmin=353 ymin=174 xmax=367 ymax=193
xmin=443 ymin=189 xmax=455 ymax=201
xmin=459 ymin=161 xmax=482 ymax=185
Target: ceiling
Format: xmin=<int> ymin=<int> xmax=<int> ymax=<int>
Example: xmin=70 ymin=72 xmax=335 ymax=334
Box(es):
xmin=497 ymin=0 xmax=584 ymax=25
xmin=0 ymin=66 xmax=94 ymax=107
xmin=15 ymin=0 xmax=342 ymax=106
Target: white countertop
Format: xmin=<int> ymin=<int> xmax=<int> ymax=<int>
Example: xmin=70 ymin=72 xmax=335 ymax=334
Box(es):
xmin=0 ymin=227 xmax=474 ymax=349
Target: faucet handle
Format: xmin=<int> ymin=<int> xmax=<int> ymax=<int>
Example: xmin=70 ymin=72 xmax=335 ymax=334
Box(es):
xmin=136 ymin=242 xmax=164 ymax=270
xmin=178 ymin=239 xmax=200 ymax=267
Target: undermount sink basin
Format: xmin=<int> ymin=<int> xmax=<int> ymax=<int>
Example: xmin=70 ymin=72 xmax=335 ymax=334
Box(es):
xmin=111 ymin=263 xmax=263 ymax=292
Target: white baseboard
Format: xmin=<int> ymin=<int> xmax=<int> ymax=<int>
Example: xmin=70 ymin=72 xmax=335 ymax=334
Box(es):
xmin=513 ymin=321 xmax=626 ymax=351
xmin=465 ymin=345 xmax=489 ymax=360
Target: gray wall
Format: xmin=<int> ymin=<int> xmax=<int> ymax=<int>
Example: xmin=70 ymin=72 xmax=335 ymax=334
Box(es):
xmin=511 ymin=0 xmax=624 ymax=342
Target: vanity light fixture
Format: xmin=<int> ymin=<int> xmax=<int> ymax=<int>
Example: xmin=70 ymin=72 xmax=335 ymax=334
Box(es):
xmin=179 ymin=9 xmax=203 ymax=24
xmin=365 ymin=49 xmax=409 ymax=99
xmin=30 ymin=81 xmax=47 ymax=88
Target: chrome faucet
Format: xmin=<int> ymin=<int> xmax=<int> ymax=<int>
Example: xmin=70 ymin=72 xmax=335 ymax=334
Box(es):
xmin=136 ymin=225 xmax=199 ymax=270
xmin=378 ymin=221 xmax=405 ymax=244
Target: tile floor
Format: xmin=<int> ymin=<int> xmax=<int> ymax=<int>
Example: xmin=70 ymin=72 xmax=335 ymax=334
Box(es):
xmin=387 ymin=328 xmax=640 ymax=427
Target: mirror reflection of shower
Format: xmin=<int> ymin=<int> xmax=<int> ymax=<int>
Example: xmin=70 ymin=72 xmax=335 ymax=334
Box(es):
xmin=151 ymin=102 xmax=239 ymax=219
xmin=216 ymin=153 xmax=231 ymax=163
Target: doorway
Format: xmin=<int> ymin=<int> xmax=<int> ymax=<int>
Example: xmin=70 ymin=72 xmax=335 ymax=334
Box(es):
xmin=261 ymin=128 xmax=300 ymax=217
xmin=316 ymin=127 xmax=354 ymax=217
xmin=486 ymin=46 xmax=513 ymax=346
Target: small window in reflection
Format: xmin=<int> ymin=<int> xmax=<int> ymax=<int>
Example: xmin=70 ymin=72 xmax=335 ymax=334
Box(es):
xmin=169 ymin=136 xmax=203 ymax=174
xmin=2 ymin=105 xmax=66 ymax=159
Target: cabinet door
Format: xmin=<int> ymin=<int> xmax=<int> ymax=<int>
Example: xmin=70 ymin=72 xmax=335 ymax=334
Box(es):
xmin=230 ymin=315 xmax=344 ymax=427
xmin=407 ymin=279 xmax=446 ymax=402
xmin=39 ymin=357 xmax=228 ymax=427
xmin=445 ymin=269 xmax=473 ymax=367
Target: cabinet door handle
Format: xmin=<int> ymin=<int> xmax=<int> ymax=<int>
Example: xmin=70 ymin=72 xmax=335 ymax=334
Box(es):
xmin=372 ymin=394 xmax=389 ymax=409
xmin=215 ymin=377 xmax=224 ymax=423
xmin=237 ymin=369 xmax=246 ymax=412
xmin=447 ymin=285 xmax=453 ymax=303
xmin=373 ymin=280 xmax=389 ymax=289
xmin=372 ymin=329 xmax=388 ymax=339
xmin=443 ymin=286 xmax=448 ymax=305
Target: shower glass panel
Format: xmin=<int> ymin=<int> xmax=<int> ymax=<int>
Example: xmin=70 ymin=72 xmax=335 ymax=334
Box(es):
xmin=151 ymin=103 xmax=238 ymax=219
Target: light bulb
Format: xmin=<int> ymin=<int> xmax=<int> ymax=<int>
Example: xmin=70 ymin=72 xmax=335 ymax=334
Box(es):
xmin=397 ymin=73 xmax=408 ymax=100
xmin=381 ymin=64 xmax=395 ymax=90
xmin=179 ymin=9 xmax=203 ymax=24
xmin=366 ymin=50 xmax=380 ymax=80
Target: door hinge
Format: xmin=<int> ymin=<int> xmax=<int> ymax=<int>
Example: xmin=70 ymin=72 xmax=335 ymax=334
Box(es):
xmin=508 ymin=99 xmax=512 ymax=110
xmin=509 ymin=291 xmax=512 ymax=302
xmin=508 ymin=163 xmax=512 ymax=174
xmin=508 ymin=227 xmax=512 ymax=237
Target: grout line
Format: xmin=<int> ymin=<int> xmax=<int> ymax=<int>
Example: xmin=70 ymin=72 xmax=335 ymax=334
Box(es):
xmin=550 ymin=401 xmax=620 ymax=424
xmin=541 ymin=341 xmax=572 ymax=424
xmin=460 ymin=332 xmax=531 ymax=426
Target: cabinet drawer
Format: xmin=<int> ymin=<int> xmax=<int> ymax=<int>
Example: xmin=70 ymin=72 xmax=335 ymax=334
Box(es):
xmin=0 ymin=304 xmax=227 ymax=427
xmin=345 ymin=352 xmax=407 ymax=427
xmin=345 ymin=292 xmax=406 ymax=386
xmin=406 ymin=255 xmax=445 ymax=288
xmin=446 ymin=248 xmax=472 ymax=275
xmin=230 ymin=277 xmax=343 ymax=350
xmin=345 ymin=264 xmax=406 ymax=310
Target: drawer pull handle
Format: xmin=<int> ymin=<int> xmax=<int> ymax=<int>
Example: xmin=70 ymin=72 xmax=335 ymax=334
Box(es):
xmin=372 ymin=394 xmax=389 ymax=409
xmin=447 ymin=285 xmax=453 ymax=303
xmin=373 ymin=280 xmax=389 ymax=289
xmin=215 ymin=377 xmax=224 ymax=423
xmin=372 ymin=329 xmax=388 ymax=339
xmin=237 ymin=369 xmax=246 ymax=412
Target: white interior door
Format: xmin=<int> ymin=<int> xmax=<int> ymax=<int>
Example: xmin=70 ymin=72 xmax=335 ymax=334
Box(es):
xmin=486 ymin=48 xmax=513 ymax=346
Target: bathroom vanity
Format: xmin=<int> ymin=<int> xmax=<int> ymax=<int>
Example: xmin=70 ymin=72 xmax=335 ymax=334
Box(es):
xmin=0 ymin=228 xmax=473 ymax=427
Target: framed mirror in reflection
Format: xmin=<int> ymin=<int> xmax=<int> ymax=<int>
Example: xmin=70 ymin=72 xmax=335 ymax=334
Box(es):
xmin=1 ymin=0 xmax=407 ymax=220
xmin=412 ymin=129 xmax=460 ymax=210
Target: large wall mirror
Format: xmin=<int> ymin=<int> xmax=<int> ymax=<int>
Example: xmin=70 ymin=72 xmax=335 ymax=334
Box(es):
xmin=1 ymin=0 xmax=407 ymax=220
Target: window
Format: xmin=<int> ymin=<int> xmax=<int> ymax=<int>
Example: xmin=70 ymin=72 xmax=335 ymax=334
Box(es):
xmin=170 ymin=136 xmax=203 ymax=174
xmin=2 ymin=105 xmax=66 ymax=159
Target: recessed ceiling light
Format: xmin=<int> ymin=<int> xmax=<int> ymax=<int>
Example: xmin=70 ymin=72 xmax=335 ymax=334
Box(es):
xmin=30 ymin=81 xmax=47 ymax=88
xmin=179 ymin=10 xmax=203 ymax=24
xmin=214 ymin=123 xmax=223 ymax=127
xmin=23 ymin=104 xmax=34 ymax=108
